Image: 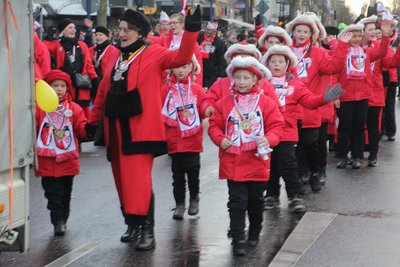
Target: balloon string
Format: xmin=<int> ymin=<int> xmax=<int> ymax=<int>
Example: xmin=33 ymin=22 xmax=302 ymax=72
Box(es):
xmin=4 ymin=0 xmax=15 ymax=229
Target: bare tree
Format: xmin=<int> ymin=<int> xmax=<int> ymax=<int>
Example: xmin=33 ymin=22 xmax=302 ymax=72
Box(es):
xmin=97 ymin=0 xmax=108 ymax=27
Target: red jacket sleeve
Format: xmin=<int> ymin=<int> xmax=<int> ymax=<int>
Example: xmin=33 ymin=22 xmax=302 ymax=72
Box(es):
xmin=319 ymin=41 xmax=348 ymax=75
xmin=158 ymin=31 xmax=199 ymax=70
xmin=194 ymin=83 xmax=209 ymax=117
xmin=79 ymin=41 xmax=98 ymax=80
xmin=34 ymin=35 xmax=51 ymax=78
xmin=207 ymin=78 xmax=224 ymax=107
xmin=71 ymin=102 xmax=88 ymax=139
xmin=208 ymin=100 xmax=227 ymax=147
xmin=381 ymin=44 xmax=400 ymax=69
xmin=369 ymin=35 xmax=389 ymax=63
xmin=293 ymin=79 xmax=326 ymax=109
xmin=262 ymin=97 xmax=284 ymax=148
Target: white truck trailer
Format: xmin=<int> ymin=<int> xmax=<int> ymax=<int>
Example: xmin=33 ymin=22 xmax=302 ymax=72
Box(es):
xmin=0 ymin=0 xmax=34 ymax=253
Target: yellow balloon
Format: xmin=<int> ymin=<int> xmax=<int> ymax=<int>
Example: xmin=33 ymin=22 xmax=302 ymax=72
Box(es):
xmin=35 ymin=80 xmax=59 ymax=112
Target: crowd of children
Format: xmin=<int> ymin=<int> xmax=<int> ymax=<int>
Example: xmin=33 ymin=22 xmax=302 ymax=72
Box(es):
xmin=33 ymin=5 xmax=400 ymax=257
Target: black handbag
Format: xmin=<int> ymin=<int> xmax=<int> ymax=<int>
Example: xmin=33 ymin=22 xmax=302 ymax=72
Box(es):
xmin=74 ymin=73 xmax=92 ymax=88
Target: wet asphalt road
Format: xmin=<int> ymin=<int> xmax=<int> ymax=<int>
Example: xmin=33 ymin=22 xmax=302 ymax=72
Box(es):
xmin=2 ymin=103 xmax=400 ymax=266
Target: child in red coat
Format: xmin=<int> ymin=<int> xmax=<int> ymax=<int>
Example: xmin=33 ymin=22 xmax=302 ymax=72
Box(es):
xmin=35 ymin=70 xmax=87 ymax=236
xmin=208 ymin=57 xmax=284 ymax=256
xmin=162 ymin=55 xmax=209 ymax=220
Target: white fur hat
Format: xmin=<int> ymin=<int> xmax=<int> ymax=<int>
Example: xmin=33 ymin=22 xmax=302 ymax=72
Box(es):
xmin=258 ymin=25 xmax=293 ymax=48
xmin=224 ymin=42 xmax=262 ymax=62
xmin=358 ymin=15 xmax=378 ymax=27
xmin=303 ymin=12 xmax=327 ymax=40
xmin=338 ymin=23 xmax=364 ymax=39
xmin=261 ymin=44 xmax=298 ymax=68
xmin=160 ymin=11 xmax=170 ymax=22
xmin=227 ymin=56 xmax=272 ymax=80
xmin=286 ymin=15 xmax=320 ymax=40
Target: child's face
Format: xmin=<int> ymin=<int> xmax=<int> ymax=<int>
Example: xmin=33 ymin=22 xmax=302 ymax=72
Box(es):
xmin=265 ymin=36 xmax=282 ymax=49
xmin=363 ymin=24 xmax=377 ymax=42
xmin=268 ymin=55 xmax=287 ymax=77
xmin=293 ymin=25 xmax=312 ymax=45
xmin=51 ymin=80 xmax=67 ymax=98
xmin=349 ymin=31 xmax=363 ymax=47
xmin=376 ymin=29 xmax=382 ymax=40
xmin=172 ymin=63 xmax=193 ymax=80
xmin=233 ymin=70 xmax=257 ymax=93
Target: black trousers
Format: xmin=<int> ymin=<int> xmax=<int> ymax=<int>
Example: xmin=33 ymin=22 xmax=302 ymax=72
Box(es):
xmin=42 ymin=176 xmax=74 ymax=225
xmin=124 ymin=191 xmax=154 ymax=226
xmin=316 ymin=123 xmax=329 ymax=172
xmin=336 ymin=100 xmax=369 ymax=159
xmin=266 ymin=142 xmax=304 ymax=198
xmin=171 ymin=152 xmax=200 ymax=204
xmin=227 ymin=180 xmax=265 ymax=242
xmin=295 ymin=120 xmax=309 ymax=177
xmin=367 ymin=106 xmax=382 ymax=160
xmin=299 ymin=128 xmax=320 ymax=173
xmin=383 ymin=83 xmax=397 ymax=137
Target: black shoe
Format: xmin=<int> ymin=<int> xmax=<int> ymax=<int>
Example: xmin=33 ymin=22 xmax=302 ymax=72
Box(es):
xmin=54 ymin=222 xmax=66 ymax=236
xmin=310 ymin=173 xmax=321 ymax=192
xmin=301 ymin=174 xmax=310 ymax=184
xmin=173 ymin=203 xmax=185 ymax=220
xmin=188 ymin=197 xmax=199 ymax=216
xmin=227 ymin=227 xmax=232 ymax=238
xmin=368 ymin=158 xmax=378 ymax=167
xmin=120 ymin=225 xmax=140 ymax=243
xmin=264 ymin=196 xmax=280 ymax=210
xmin=351 ymin=158 xmax=362 ymax=169
xmin=232 ymin=240 xmax=246 ymax=256
xmin=247 ymin=230 xmax=260 ymax=247
xmin=387 ymin=135 xmax=395 ymax=141
xmin=337 ymin=158 xmax=347 ymax=169
xmin=319 ymin=168 xmax=327 ymax=185
xmin=289 ymin=196 xmax=306 ymax=212
xmin=136 ymin=225 xmax=155 ymax=251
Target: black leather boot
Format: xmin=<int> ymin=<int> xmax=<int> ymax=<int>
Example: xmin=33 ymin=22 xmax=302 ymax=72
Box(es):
xmin=120 ymin=225 xmax=140 ymax=243
xmin=136 ymin=194 xmax=155 ymax=250
xmin=173 ymin=203 xmax=185 ymax=220
xmin=188 ymin=197 xmax=199 ymax=216
xmin=135 ymin=221 xmax=155 ymax=250
xmin=232 ymin=240 xmax=246 ymax=256
xmin=54 ymin=221 xmax=66 ymax=236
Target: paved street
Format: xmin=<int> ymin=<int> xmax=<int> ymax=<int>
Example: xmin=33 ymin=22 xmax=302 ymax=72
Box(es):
xmin=2 ymin=105 xmax=400 ymax=266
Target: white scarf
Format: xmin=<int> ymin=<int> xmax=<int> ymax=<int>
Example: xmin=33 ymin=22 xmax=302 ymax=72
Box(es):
xmin=37 ymin=103 xmax=78 ymax=162
xmin=346 ymin=46 xmax=367 ymax=79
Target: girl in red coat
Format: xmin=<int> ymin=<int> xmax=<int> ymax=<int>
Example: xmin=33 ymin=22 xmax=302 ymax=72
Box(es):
xmin=335 ymin=21 xmax=391 ymax=169
xmin=261 ymin=45 xmax=343 ymax=211
xmin=208 ymin=57 xmax=284 ymax=256
xmin=162 ymin=55 xmax=208 ymax=220
xmin=35 ymin=70 xmax=87 ymax=236
xmin=45 ymin=18 xmax=98 ymax=118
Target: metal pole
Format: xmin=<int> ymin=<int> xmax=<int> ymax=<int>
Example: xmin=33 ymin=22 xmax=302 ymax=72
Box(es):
xmin=86 ymin=0 xmax=91 ymax=17
xmin=127 ymin=0 xmax=134 ymax=9
xmin=333 ymin=0 xmax=337 ymax=26
xmin=210 ymin=0 xmax=214 ymax=21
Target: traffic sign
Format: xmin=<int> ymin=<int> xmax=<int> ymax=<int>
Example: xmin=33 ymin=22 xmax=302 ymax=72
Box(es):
xmin=256 ymin=0 xmax=269 ymax=15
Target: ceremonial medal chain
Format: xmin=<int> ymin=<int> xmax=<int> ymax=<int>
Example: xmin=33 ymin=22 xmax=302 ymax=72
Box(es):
xmin=94 ymin=45 xmax=110 ymax=68
xmin=113 ymin=45 xmax=146 ymax=81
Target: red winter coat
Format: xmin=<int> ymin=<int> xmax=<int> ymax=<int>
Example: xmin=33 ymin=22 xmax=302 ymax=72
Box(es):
xmin=88 ymin=43 xmax=119 ymax=78
xmin=149 ymin=32 xmax=203 ymax=86
xmin=381 ymin=44 xmax=400 ymax=70
xmin=162 ymin=80 xmax=208 ymax=154
xmin=293 ymin=41 xmax=347 ymax=128
xmin=338 ymin=36 xmax=389 ymax=102
xmin=206 ymin=77 xmax=281 ymax=110
xmin=208 ymin=90 xmax=284 ymax=182
xmin=276 ymin=76 xmax=326 ymax=142
xmin=34 ymin=34 xmax=51 ymax=80
xmin=35 ymin=97 xmax=87 ymax=178
xmin=45 ymin=40 xmax=98 ymax=101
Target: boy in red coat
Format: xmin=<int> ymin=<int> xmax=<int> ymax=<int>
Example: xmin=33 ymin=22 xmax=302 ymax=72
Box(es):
xmin=35 ymin=70 xmax=87 ymax=236
xmin=208 ymin=57 xmax=284 ymax=256
xmin=162 ymin=55 xmax=209 ymax=219
xmin=261 ymin=45 xmax=343 ymax=211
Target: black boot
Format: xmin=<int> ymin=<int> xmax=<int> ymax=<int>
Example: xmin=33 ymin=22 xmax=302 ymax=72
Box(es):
xmin=136 ymin=194 xmax=155 ymax=250
xmin=120 ymin=225 xmax=140 ymax=243
xmin=310 ymin=173 xmax=321 ymax=192
xmin=135 ymin=221 xmax=155 ymax=250
xmin=54 ymin=221 xmax=66 ymax=236
xmin=232 ymin=240 xmax=246 ymax=256
xmin=188 ymin=197 xmax=199 ymax=216
xmin=247 ymin=228 xmax=260 ymax=247
xmin=173 ymin=203 xmax=185 ymax=220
